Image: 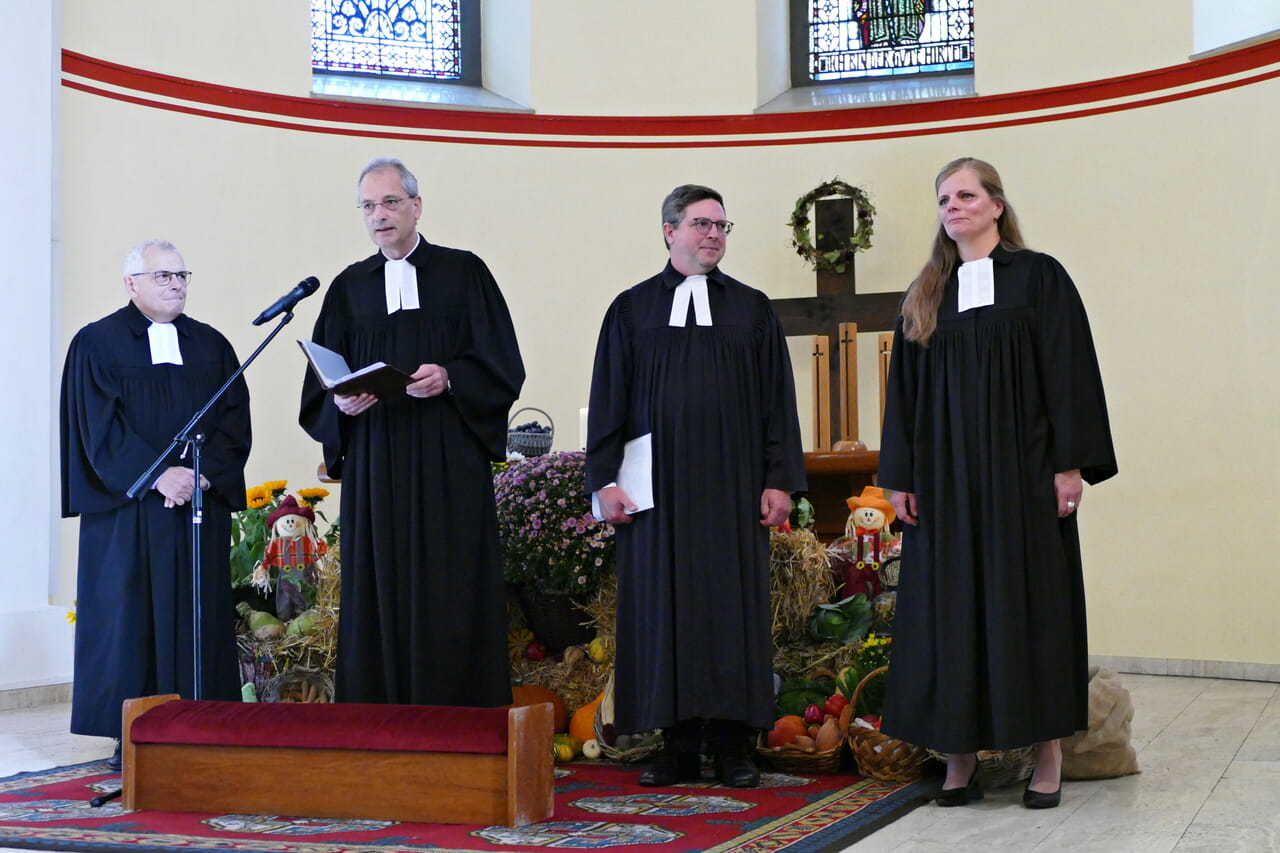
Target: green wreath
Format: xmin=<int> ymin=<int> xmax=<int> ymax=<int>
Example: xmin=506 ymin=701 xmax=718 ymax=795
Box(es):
xmin=789 ymin=179 xmax=876 ymax=273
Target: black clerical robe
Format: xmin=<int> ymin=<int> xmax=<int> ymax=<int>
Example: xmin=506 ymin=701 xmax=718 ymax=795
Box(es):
xmin=60 ymin=303 xmax=251 ymax=738
xmin=586 ymin=264 xmax=807 ymax=733
xmin=300 ymin=237 xmax=524 ymax=707
xmin=878 ymin=246 xmax=1117 ymax=753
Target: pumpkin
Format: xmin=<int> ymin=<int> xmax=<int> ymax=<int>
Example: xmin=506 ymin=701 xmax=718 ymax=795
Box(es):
xmin=569 ymin=691 xmax=604 ymax=746
xmin=510 ymin=684 xmax=568 ymax=733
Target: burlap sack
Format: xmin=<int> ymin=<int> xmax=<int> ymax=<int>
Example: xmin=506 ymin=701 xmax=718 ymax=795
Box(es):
xmin=1061 ymin=665 xmax=1140 ymax=780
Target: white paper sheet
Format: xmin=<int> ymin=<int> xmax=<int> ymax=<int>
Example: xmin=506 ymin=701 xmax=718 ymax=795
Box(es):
xmin=591 ymin=433 xmax=654 ymax=520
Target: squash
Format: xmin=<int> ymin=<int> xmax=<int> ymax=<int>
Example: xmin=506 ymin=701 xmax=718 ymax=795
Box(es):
xmin=569 ymin=691 xmax=604 ymax=746
xmin=507 ymin=628 xmax=535 ymax=665
xmin=510 ymin=684 xmax=568 ymax=733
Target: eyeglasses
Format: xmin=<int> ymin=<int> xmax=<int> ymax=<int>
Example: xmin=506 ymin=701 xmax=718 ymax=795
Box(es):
xmin=358 ymin=196 xmax=413 ymax=214
xmin=687 ymin=217 xmax=734 ymax=235
xmin=131 ymin=270 xmax=192 ymax=285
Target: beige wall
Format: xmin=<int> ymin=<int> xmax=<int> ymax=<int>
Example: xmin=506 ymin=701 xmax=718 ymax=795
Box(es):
xmin=56 ymin=0 xmax=1280 ymax=667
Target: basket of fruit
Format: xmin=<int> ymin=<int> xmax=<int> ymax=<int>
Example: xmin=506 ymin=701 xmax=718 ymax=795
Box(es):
xmin=847 ymin=666 xmax=927 ymax=782
xmin=756 ymin=690 xmax=853 ymax=773
xmin=507 ymin=407 xmax=554 ymax=457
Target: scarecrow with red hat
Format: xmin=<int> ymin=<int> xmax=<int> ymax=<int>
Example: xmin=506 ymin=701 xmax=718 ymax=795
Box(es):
xmin=253 ymin=495 xmax=328 ymax=621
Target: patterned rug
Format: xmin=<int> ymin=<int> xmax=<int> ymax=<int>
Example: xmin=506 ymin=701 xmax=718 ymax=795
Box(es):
xmin=0 ymin=758 xmax=931 ymax=853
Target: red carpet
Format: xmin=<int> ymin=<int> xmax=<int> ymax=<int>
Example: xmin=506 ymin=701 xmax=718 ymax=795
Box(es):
xmin=0 ymin=757 xmax=930 ymax=852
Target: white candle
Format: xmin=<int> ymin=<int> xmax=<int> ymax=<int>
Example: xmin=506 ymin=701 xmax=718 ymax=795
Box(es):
xmin=579 ymin=407 xmax=589 ymax=451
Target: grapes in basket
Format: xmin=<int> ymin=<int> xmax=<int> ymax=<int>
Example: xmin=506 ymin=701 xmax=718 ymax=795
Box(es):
xmin=512 ymin=421 xmax=551 ymax=434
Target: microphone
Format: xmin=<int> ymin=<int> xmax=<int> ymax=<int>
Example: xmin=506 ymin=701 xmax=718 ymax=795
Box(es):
xmin=252 ymin=276 xmax=321 ymax=325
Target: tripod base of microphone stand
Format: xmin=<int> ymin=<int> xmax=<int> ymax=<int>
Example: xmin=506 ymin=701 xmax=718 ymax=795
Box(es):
xmin=90 ymin=788 xmax=122 ymax=807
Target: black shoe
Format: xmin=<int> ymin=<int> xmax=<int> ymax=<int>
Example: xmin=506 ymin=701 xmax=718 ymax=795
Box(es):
xmin=714 ymin=755 xmax=761 ymax=788
xmin=1023 ymin=779 xmax=1061 ymax=809
xmin=106 ymin=739 xmax=122 ymax=772
xmin=935 ymin=765 xmax=982 ymax=807
xmin=639 ymin=752 xmax=701 ymax=786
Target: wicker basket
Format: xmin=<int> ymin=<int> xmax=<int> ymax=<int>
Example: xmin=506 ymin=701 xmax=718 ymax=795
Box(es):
xmin=755 ymin=731 xmax=845 ymax=773
xmin=507 ymin=406 xmax=554 ymax=457
xmin=848 ymin=666 xmax=928 ymax=782
xmin=755 ymin=698 xmax=850 ymax=774
xmin=593 ymin=672 xmax=663 ymax=763
xmin=928 ymin=745 xmax=1037 ymax=790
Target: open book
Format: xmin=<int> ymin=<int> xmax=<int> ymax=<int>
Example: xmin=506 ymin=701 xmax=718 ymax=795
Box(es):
xmin=298 ymin=339 xmax=414 ymax=398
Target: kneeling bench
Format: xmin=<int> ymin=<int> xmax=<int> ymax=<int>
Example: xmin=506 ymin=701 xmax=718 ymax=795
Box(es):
xmin=121 ymin=694 xmax=553 ymax=826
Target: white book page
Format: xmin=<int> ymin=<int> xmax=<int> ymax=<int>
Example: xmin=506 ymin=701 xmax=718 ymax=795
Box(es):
xmin=299 ymin=340 xmax=353 ymax=385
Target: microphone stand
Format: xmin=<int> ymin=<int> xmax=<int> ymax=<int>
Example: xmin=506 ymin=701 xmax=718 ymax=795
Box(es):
xmin=91 ymin=310 xmax=295 ymax=808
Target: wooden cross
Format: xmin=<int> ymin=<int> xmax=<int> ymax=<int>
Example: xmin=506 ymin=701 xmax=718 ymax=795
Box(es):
xmin=771 ymin=197 xmax=905 ymax=446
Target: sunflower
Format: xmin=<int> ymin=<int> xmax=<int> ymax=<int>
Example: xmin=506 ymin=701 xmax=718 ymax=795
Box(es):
xmin=262 ymin=479 xmax=288 ymax=495
xmin=245 ymin=485 xmax=271 ymax=509
xmin=297 ymin=487 xmax=330 ymax=506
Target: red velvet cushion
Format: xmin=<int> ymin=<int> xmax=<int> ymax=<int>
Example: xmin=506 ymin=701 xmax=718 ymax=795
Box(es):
xmin=130 ymin=701 xmax=510 ymax=755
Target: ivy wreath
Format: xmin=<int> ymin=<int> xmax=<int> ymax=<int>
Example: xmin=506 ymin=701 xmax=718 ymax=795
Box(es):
xmin=789 ymin=179 xmax=876 ymax=273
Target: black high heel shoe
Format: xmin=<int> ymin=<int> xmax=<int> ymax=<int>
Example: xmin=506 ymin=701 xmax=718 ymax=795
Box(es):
xmin=935 ymin=765 xmax=982 ymax=807
xmin=1022 ymin=778 xmax=1061 ymax=809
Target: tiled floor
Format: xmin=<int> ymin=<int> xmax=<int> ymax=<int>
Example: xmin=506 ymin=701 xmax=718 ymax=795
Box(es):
xmin=1 ymin=674 xmax=1277 ymax=852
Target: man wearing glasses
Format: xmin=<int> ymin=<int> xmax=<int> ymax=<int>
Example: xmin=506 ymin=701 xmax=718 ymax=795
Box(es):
xmin=586 ymin=185 xmax=806 ymax=787
xmin=300 ymin=158 xmax=524 ymax=708
xmin=60 ymin=239 xmax=251 ymax=769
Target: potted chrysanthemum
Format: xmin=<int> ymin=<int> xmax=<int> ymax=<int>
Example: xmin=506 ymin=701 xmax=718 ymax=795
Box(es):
xmin=493 ymin=451 xmax=615 ymax=650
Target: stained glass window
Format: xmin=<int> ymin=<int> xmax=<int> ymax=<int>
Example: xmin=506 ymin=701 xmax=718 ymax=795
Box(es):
xmin=796 ymin=0 xmax=974 ymax=83
xmin=311 ymin=0 xmax=478 ymax=85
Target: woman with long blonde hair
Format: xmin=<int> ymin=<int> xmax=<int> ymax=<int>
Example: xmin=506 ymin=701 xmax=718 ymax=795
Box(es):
xmin=879 ymin=157 xmax=1117 ymax=810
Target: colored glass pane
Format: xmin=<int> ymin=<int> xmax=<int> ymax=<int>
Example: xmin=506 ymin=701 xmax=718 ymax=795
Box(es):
xmin=808 ymin=0 xmax=974 ymax=80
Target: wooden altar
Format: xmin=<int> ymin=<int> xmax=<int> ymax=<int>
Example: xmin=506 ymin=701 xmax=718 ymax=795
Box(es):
xmin=804 ymin=449 xmax=879 ymax=542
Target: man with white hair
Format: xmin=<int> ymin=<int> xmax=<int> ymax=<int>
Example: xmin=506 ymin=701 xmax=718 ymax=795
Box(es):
xmin=60 ymin=239 xmax=251 ymax=769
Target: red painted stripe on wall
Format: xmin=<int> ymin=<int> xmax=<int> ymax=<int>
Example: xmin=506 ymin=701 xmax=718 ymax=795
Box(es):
xmin=60 ymin=39 xmax=1280 ymax=147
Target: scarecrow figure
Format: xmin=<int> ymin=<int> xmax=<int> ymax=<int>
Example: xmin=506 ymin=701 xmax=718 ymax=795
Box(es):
xmin=846 ymin=486 xmax=900 ymax=633
xmin=830 ymin=486 xmax=899 ymax=600
xmin=255 ymin=495 xmax=328 ymax=621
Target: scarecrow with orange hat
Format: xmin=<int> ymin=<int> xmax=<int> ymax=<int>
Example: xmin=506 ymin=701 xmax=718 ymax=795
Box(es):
xmin=847 ymin=485 xmax=897 ymax=561
xmin=830 ymin=486 xmax=898 ymax=600
xmin=252 ymin=495 xmax=328 ymax=620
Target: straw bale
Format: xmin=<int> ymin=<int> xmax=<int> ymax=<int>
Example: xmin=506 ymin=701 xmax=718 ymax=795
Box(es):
xmin=769 ymin=529 xmax=835 ymax=645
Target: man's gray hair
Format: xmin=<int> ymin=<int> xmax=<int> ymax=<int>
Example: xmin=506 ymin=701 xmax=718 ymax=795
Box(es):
xmin=660 ymin=184 xmax=724 ymax=249
xmin=357 ymin=157 xmax=420 ymax=200
xmin=123 ymin=238 xmax=179 ymax=278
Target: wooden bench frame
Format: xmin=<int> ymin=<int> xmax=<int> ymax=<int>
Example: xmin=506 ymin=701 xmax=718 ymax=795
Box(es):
xmin=121 ymin=694 xmax=554 ymax=827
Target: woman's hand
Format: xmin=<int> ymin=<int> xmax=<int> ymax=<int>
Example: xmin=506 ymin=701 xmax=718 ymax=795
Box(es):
xmin=1055 ymin=469 xmax=1083 ymax=517
xmin=889 ymin=489 xmax=918 ymax=526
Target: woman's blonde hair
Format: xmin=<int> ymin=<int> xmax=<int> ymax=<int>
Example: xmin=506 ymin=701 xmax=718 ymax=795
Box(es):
xmin=900 ymin=157 xmax=1027 ymax=345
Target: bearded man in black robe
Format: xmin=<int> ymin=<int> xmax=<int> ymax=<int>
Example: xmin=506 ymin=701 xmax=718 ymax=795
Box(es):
xmin=300 ymin=158 xmax=524 ymax=707
xmin=587 ymin=185 xmax=806 ymax=788
xmin=60 ymin=239 xmax=251 ymax=769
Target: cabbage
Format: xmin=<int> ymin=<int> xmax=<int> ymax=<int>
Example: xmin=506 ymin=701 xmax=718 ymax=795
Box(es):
xmin=807 ymin=593 xmax=872 ymax=644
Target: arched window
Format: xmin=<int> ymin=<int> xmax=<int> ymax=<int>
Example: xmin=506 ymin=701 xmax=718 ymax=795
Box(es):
xmin=791 ymin=1 xmax=974 ymax=86
xmin=311 ymin=0 xmax=480 ymax=87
